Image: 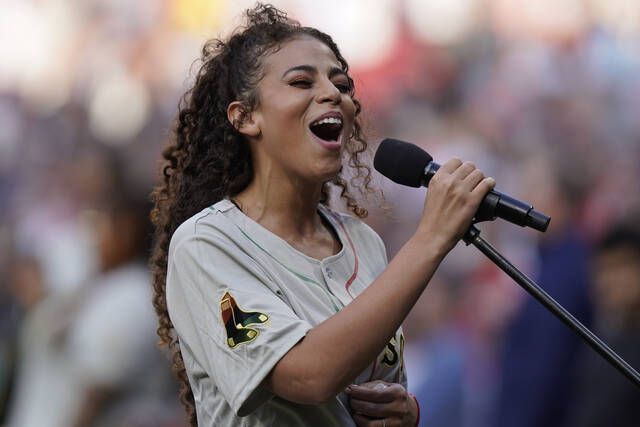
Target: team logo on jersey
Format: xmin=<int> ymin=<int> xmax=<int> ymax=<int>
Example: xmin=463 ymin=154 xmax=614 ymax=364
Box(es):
xmin=220 ymin=291 xmax=269 ymax=349
xmin=382 ymin=332 xmax=405 ymax=371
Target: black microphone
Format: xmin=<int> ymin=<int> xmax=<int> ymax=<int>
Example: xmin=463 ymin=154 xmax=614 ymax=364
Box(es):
xmin=374 ymin=138 xmax=550 ymax=232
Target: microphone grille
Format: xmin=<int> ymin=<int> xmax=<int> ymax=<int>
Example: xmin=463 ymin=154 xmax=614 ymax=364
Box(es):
xmin=374 ymin=139 xmax=433 ymax=188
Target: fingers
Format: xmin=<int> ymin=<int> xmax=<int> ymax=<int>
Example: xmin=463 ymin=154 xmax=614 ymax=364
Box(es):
xmin=452 ymin=161 xmax=477 ymax=181
xmin=432 ymin=158 xmax=492 ymax=194
xmin=347 ymin=382 xmax=410 ymax=425
xmin=350 ymin=398 xmax=399 ymax=418
xmin=471 ymin=176 xmax=496 ymax=199
xmin=438 ymin=157 xmax=463 ymax=174
xmin=346 ymin=382 xmax=399 ymax=403
xmin=352 ymin=413 xmax=371 ymax=427
xmin=416 ymin=156 xmax=495 ymax=254
xmin=462 ymin=168 xmax=484 ymax=188
xmin=353 ymin=414 xmax=393 ymax=427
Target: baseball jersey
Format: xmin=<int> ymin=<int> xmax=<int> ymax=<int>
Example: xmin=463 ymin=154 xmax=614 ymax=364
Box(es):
xmin=166 ymin=199 xmax=406 ymax=426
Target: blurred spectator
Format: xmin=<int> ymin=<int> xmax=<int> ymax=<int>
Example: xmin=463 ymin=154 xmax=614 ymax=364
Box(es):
xmin=406 ymin=274 xmax=494 ymax=427
xmin=6 ymin=164 xmax=182 ymax=427
xmin=406 ymin=260 xmax=517 ymax=427
xmin=495 ymin=154 xmax=594 ymax=427
xmin=0 ymin=253 xmax=44 ymax=424
xmin=565 ymin=222 xmax=640 ymax=427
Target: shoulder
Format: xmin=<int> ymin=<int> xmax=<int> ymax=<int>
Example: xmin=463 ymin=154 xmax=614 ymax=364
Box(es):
xmin=169 ymin=200 xmax=239 ymax=259
xmin=167 ymin=200 xmax=270 ymax=289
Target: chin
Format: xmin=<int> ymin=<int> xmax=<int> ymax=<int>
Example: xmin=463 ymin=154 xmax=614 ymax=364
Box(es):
xmin=310 ymin=156 xmax=343 ymax=183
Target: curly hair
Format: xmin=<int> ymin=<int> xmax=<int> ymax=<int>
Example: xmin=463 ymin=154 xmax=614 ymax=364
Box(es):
xmin=150 ymin=3 xmax=375 ymax=425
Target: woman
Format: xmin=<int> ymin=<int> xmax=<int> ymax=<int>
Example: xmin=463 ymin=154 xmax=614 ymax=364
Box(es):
xmin=150 ymin=4 xmax=494 ymax=426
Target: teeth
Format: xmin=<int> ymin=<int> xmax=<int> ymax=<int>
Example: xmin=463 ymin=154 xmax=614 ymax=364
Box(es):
xmin=312 ymin=117 xmax=342 ymax=126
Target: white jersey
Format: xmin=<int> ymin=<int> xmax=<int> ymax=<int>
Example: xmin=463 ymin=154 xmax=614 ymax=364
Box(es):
xmin=166 ymin=199 xmax=406 ymax=426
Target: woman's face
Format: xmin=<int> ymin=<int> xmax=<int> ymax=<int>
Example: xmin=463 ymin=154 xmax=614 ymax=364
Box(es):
xmin=247 ymin=35 xmax=357 ymax=185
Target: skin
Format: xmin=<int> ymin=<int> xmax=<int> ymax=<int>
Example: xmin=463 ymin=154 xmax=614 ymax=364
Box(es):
xmin=228 ymin=35 xmax=355 ymax=260
xmin=594 ymin=247 xmax=640 ymax=327
xmin=347 ymin=381 xmax=419 ymax=427
xmin=228 ymin=35 xmax=495 ymax=426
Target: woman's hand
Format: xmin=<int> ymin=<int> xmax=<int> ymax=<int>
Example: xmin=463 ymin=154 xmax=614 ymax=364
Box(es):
xmin=416 ymin=158 xmax=495 ymax=255
xmin=346 ymin=380 xmax=418 ymax=426
xmin=264 ymin=159 xmax=493 ymax=404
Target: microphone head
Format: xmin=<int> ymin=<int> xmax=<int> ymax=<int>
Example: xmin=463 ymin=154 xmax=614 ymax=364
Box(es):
xmin=374 ymin=138 xmax=433 ymax=188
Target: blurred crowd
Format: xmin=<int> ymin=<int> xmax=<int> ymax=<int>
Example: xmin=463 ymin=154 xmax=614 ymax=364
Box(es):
xmin=1 ymin=1 xmax=640 ymax=426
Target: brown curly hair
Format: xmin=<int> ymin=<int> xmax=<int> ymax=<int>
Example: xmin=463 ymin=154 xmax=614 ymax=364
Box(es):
xmin=150 ymin=3 xmax=376 ymax=425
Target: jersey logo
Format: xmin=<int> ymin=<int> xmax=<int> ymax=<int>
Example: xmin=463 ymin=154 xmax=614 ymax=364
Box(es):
xmin=382 ymin=332 xmax=405 ymax=370
xmin=220 ymin=291 xmax=269 ymax=349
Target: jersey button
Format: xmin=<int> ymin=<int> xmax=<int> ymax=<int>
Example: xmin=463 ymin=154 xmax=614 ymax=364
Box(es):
xmin=325 ymin=268 xmax=334 ymax=279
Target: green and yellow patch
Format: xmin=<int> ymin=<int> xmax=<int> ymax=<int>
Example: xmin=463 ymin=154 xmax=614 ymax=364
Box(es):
xmin=220 ymin=291 xmax=269 ymax=349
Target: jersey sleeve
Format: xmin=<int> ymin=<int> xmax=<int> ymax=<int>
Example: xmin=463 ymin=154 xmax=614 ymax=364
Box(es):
xmin=166 ymin=228 xmax=312 ymax=416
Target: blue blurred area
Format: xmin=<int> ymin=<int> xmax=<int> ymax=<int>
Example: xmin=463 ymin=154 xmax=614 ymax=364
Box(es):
xmin=497 ymin=227 xmax=592 ymax=427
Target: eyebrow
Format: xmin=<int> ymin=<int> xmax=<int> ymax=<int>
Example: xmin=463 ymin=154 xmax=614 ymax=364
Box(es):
xmin=281 ymin=64 xmax=348 ymax=79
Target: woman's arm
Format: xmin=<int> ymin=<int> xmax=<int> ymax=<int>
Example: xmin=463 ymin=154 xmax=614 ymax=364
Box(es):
xmin=264 ymin=159 xmax=495 ymax=403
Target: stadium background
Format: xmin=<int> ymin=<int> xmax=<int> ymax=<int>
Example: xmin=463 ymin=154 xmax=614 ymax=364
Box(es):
xmin=1 ymin=1 xmax=640 ymax=426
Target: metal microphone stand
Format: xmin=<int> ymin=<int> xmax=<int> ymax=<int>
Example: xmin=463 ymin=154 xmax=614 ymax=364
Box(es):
xmin=462 ymin=224 xmax=640 ymax=387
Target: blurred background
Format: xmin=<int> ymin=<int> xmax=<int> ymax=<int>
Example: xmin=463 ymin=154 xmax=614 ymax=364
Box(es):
xmin=2 ymin=0 xmax=640 ymax=426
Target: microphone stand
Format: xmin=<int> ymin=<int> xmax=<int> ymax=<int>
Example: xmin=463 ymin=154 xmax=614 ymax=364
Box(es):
xmin=463 ymin=224 xmax=640 ymax=388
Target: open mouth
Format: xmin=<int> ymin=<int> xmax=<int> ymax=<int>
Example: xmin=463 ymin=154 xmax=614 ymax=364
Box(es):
xmin=309 ymin=116 xmax=343 ymax=142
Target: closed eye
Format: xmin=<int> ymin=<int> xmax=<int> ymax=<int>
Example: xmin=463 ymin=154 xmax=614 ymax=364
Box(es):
xmin=334 ymin=82 xmax=351 ymax=93
xmin=289 ymin=79 xmax=351 ymax=94
xmin=290 ymin=80 xmax=312 ymax=88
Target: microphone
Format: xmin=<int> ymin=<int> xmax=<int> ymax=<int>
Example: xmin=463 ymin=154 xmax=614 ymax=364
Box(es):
xmin=374 ymin=138 xmax=550 ymax=232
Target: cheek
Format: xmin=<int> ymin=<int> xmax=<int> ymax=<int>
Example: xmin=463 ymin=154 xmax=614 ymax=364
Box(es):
xmin=343 ymin=98 xmax=357 ymax=135
xmin=261 ymin=99 xmax=309 ymax=145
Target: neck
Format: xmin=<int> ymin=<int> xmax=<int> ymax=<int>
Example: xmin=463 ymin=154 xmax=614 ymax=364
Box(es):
xmin=233 ymin=170 xmax=326 ymax=240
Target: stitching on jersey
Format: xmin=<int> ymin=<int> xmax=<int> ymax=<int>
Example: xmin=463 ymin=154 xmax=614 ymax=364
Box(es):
xmin=324 ymin=210 xmax=359 ymax=299
xmin=231 ymin=223 xmax=342 ymax=313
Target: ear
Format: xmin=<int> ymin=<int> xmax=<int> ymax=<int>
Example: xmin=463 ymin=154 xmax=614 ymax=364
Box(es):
xmin=227 ymin=101 xmax=261 ymax=138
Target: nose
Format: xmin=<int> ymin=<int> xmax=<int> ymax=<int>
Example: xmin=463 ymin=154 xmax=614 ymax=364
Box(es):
xmin=316 ymin=78 xmax=341 ymax=105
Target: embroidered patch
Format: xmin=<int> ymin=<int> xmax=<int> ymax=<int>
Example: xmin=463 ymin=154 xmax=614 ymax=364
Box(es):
xmin=382 ymin=332 xmax=405 ymax=368
xmin=220 ymin=291 xmax=269 ymax=349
